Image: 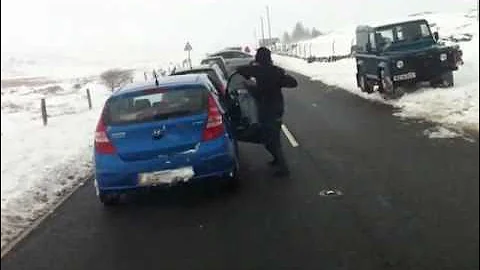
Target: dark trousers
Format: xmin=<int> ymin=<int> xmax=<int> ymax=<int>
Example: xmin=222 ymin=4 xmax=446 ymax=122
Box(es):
xmin=260 ymin=116 xmax=287 ymax=169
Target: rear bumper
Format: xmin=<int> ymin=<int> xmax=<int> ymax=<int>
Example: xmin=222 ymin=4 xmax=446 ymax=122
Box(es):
xmin=94 ymin=135 xmax=236 ymax=192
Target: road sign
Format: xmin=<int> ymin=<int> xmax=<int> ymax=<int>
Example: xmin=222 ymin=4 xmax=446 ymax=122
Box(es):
xmin=184 ymin=42 xmax=192 ymax=52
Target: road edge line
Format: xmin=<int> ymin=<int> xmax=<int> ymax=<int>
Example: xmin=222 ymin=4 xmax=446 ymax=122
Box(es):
xmin=1 ymin=177 xmax=92 ymax=259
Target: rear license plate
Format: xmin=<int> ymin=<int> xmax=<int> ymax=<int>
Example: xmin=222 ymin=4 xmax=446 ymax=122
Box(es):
xmin=138 ymin=167 xmax=194 ymax=186
xmin=393 ymin=72 xmax=416 ymax=81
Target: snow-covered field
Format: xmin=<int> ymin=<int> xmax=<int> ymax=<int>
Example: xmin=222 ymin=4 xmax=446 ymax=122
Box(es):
xmin=274 ymin=10 xmax=479 ymax=137
xmin=0 ymin=78 xmax=112 ymax=249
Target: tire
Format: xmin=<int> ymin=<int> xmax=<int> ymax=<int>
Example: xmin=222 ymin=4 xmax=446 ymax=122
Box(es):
xmin=441 ymin=71 xmax=454 ymax=87
xmin=95 ymin=180 xmax=121 ymax=206
xmin=359 ymin=74 xmax=374 ymax=93
xmin=379 ymin=69 xmax=404 ymax=99
xmin=99 ymin=193 xmax=121 ymax=206
xmin=431 ymin=71 xmax=454 ymax=88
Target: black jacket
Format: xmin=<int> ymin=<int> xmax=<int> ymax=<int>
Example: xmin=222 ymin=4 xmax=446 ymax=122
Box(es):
xmin=237 ymin=64 xmax=297 ymax=119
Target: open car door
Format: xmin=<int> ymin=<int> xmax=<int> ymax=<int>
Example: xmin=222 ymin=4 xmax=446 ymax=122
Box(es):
xmin=225 ymin=72 xmax=263 ymax=144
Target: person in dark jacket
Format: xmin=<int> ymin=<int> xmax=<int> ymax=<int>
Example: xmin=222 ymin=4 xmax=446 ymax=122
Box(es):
xmin=237 ymin=47 xmax=298 ymax=177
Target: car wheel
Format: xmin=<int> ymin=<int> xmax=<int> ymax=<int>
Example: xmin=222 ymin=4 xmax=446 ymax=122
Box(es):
xmin=99 ymin=193 xmax=121 ymax=206
xmin=430 ymin=71 xmax=454 ymax=88
xmin=441 ymin=71 xmax=454 ymax=87
xmin=380 ymin=70 xmax=404 ymax=99
xmin=96 ymin=181 xmax=121 ymax=206
xmin=359 ymin=74 xmax=374 ymax=93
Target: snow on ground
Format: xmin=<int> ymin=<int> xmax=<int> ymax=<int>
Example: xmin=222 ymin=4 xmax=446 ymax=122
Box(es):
xmin=1 ymin=80 xmax=111 ymax=249
xmin=423 ymin=126 xmax=462 ymax=139
xmin=274 ymin=10 xmax=479 ymax=136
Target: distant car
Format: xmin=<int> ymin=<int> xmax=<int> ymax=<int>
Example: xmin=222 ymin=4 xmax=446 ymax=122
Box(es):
xmin=171 ymin=64 xmax=227 ymax=96
xmin=209 ymin=50 xmax=255 ymax=72
xmin=200 ymin=56 xmax=229 ymax=79
xmin=355 ymin=18 xmax=463 ymax=98
xmin=93 ymin=75 xmax=245 ymax=205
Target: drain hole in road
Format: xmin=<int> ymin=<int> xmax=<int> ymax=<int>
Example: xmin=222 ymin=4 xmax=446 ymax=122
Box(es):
xmin=318 ymin=189 xmax=343 ymax=197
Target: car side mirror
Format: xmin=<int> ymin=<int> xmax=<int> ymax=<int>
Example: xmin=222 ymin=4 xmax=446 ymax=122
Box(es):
xmin=433 ymin=32 xmax=439 ymax=41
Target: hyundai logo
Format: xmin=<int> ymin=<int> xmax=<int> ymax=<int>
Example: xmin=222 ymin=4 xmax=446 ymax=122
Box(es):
xmin=152 ymin=126 xmax=166 ymax=139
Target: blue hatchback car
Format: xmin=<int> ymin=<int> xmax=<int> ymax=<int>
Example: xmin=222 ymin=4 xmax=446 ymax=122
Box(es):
xmin=94 ymin=74 xmax=257 ymax=205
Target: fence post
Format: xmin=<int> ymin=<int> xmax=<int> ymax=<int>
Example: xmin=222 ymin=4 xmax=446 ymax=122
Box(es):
xmin=332 ymin=39 xmax=336 ymax=61
xmin=86 ymin=88 xmax=92 ymax=110
xmin=41 ymin=98 xmax=47 ymax=126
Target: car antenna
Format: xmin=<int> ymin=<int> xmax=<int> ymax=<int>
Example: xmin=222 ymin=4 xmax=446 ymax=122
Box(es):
xmin=153 ymin=69 xmax=159 ymax=86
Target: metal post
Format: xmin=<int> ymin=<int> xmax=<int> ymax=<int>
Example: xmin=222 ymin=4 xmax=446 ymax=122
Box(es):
xmin=266 ymin=6 xmax=272 ymax=45
xmin=260 ymin=16 xmax=265 ymax=46
xmin=41 ymin=98 xmax=47 ymax=126
xmin=86 ymin=89 xmax=92 ymax=110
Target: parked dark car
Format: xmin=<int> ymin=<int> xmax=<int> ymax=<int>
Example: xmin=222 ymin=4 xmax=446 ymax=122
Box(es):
xmin=208 ymin=50 xmax=255 ymax=72
xmin=200 ymin=56 xmax=229 ymax=79
xmin=355 ymin=19 xmax=463 ymax=98
xmin=171 ymin=64 xmax=227 ymax=96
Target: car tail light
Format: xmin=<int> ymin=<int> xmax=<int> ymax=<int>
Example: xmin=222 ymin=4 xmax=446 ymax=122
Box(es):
xmin=95 ymin=109 xmax=116 ymax=154
xmin=202 ymin=94 xmax=225 ymax=141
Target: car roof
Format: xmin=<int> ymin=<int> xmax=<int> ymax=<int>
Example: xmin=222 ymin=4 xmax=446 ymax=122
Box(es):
xmin=173 ymin=64 xmax=215 ymax=74
xmin=112 ymin=74 xmax=209 ymax=96
xmin=211 ymin=50 xmax=249 ymax=55
xmin=365 ymin=18 xmax=429 ymax=29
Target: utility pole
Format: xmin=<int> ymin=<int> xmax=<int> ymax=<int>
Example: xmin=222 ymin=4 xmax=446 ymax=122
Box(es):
xmin=260 ymin=16 xmax=265 ymax=47
xmin=266 ymin=6 xmax=272 ymax=42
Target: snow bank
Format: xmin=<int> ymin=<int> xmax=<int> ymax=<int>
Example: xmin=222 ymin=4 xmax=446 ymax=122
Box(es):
xmin=1 ymin=81 xmax=111 ymax=249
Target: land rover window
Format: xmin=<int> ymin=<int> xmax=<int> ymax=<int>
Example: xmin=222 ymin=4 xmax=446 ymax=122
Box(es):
xmin=396 ymin=26 xmax=405 ymax=41
xmin=420 ymin=23 xmax=431 ymax=37
xmin=369 ymin=32 xmax=376 ymax=50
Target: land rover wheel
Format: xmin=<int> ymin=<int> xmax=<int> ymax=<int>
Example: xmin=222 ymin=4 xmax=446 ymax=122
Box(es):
xmin=359 ymin=75 xmax=374 ymax=93
xmin=431 ymin=71 xmax=454 ymax=88
xmin=380 ymin=70 xmax=404 ymax=99
xmin=441 ymin=71 xmax=454 ymax=87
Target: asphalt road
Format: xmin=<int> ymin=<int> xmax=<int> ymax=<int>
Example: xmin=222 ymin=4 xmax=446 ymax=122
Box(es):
xmin=2 ymin=72 xmax=478 ymax=270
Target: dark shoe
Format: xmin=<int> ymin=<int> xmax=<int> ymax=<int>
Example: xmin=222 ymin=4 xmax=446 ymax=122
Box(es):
xmin=273 ymin=168 xmax=290 ymax=178
xmin=268 ymin=159 xmax=279 ymax=166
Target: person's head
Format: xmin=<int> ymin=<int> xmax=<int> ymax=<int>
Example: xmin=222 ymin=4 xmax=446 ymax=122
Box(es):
xmin=255 ymin=47 xmax=272 ymax=66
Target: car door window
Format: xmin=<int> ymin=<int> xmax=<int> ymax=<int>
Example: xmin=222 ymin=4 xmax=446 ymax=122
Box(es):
xmin=232 ymin=52 xmax=249 ymax=58
xmin=220 ymin=52 xmax=236 ymax=59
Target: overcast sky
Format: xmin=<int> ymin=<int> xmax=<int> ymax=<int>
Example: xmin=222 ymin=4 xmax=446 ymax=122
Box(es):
xmin=1 ymin=0 xmax=476 ymax=64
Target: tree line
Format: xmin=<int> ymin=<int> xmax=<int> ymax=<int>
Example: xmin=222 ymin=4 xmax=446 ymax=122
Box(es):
xmin=282 ymin=22 xmax=323 ymax=43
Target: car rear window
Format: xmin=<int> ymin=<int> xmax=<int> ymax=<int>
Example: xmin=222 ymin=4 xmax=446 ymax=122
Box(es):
xmin=106 ymin=87 xmax=207 ymax=125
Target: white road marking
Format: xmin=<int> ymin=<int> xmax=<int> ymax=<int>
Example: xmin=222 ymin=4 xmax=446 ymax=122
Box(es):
xmin=1 ymin=178 xmax=90 ymax=259
xmin=281 ymin=124 xmax=299 ymax=147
